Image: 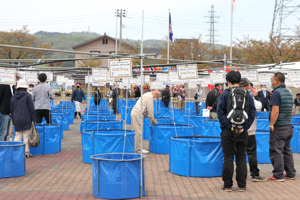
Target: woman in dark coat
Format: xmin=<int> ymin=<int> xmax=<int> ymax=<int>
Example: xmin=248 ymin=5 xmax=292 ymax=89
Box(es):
xmin=94 ymin=87 xmax=102 ymax=106
xmin=11 ymin=80 xmax=36 ymax=158
xmin=135 ymin=86 xmax=141 ymax=99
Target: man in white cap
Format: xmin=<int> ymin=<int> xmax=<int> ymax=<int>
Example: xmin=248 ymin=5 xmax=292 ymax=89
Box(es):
xmin=0 ymin=71 xmax=22 ymax=141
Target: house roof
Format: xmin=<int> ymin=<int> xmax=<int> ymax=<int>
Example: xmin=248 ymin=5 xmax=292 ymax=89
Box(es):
xmin=72 ymin=33 xmax=134 ymax=49
xmin=175 ymin=39 xmax=198 ymax=43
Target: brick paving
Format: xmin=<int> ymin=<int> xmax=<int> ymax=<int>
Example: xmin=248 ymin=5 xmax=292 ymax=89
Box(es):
xmin=1 ymin=99 xmax=300 ymax=199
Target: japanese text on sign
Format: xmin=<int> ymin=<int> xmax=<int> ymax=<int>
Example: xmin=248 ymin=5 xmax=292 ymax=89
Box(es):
xmin=240 ymin=70 xmax=258 ymax=82
xmin=177 ymin=64 xmax=198 ymax=80
xmin=92 ymin=69 xmax=107 ymax=82
xmin=210 ymin=73 xmax=224 ymax=83
xmin=0 ymin=68 xmax=16 ymax=84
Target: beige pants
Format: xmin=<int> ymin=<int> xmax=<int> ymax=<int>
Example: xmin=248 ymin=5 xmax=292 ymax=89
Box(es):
xmin=15 ymin=129 xmax=31 ymax=153
xmin=178 ymin=100 xmax=185 ymax=111
xmin=209 ymin=112 xmax=218 ymax=120
xmin=131 ymin=109 xmax=143 ymax=152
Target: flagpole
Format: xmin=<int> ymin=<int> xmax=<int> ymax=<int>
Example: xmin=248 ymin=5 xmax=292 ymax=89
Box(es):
xmin=167 ymin=9 xmax=170 ymax=65
xmin=230 ymin=1 xmax=233 ymax=63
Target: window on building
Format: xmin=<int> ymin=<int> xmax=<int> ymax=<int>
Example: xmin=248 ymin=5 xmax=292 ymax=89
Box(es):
xmin=90 ymin=51 xmax=100 ymax=57
xmin=102 ymin=39 xmax=108 ymax=44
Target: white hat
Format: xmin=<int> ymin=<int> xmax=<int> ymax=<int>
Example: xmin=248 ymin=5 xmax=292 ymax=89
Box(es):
xmin=16 ymin=79 xmax=29 ymax=89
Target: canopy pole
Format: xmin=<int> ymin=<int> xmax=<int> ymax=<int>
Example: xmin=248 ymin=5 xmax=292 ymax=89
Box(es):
xmin=87 ymin=66 xmax=90 ymax=120
xmin=140 ymin=10 xmax=144 ymax=198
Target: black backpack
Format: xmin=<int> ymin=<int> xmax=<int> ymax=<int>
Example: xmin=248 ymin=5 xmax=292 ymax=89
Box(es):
xmin=226 ymin=87 xmax=249 ymax=127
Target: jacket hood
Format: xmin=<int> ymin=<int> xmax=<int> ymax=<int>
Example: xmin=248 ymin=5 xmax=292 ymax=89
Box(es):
xmin=14 ymin=91 xmax=28 ymax=99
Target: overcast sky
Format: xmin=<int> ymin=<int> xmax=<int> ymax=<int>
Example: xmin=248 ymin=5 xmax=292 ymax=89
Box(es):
xmin=0 ymin=0 xmax=299 ymax=46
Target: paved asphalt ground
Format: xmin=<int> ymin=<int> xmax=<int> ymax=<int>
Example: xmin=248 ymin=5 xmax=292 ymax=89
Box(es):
xmin=1 ymin=98 xmax=300 ymax=200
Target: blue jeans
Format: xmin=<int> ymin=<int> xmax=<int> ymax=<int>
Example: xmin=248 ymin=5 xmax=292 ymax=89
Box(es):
xmin=195 ymin=102 xmax=200 ymax=115
xmin=0 ymin=112 xmax=11 ymax=141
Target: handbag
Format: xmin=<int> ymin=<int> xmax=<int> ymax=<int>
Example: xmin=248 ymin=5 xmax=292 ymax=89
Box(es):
xmin=28 ymin=122 xmax=40 ymax=147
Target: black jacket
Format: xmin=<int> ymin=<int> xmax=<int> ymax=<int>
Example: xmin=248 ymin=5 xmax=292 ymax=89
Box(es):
xmin=258 ymin=90 xmax=270 ymax=108
xmin=0 ymin=84 xmax=12 ymax=115
xmin=205 ymin=88 xmax=220 ymax=112
xmin=111 ymin=87 xmax=118 ymax=102
xmin=135 ymin=89 xmax=141 ymax=98
xmin=294 ymin=98 xmax=300 ymax=107
xmin=94 ymin=90 xmax=102 ymax=102
xmin=161 ymin=88 xmax=171 ymax=102
xmin=11 ymin=91 xmax=36 ymax=131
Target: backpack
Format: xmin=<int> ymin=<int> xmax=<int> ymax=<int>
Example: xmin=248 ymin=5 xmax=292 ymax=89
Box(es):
xmin=226 ymin=87 xmax=249 ymax=126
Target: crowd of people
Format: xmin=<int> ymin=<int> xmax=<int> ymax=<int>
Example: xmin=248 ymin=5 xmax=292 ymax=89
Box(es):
xmin=1 ymin=70 xmax=299 ymax=193
xmin=0 ymin=73 xmax=54 ymax=158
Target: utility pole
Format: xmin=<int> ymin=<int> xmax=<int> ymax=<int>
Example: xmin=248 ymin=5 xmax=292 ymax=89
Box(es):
xmin=271 ymin=0 xmax=300 ymax=37
xmin=115 ymin=9 xmax=127 ymax=52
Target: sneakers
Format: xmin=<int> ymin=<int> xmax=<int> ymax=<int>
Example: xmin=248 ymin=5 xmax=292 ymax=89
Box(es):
xmin=268 ymin=176 xmax=284 ymax=182
xmin=284 ymin=175 xmax=296 ymax=180
xmin=252 ymin=176 xmax=267 ymax=182
xmin=238 ymin=187 xmax=246 ymax=192
xmin=136 ymin=149 xmax=149 ymax=154
xmin=25 ymin=153 xmax=33 ymax=158
xmin=221 ymin=185 xmax=232 ymax=192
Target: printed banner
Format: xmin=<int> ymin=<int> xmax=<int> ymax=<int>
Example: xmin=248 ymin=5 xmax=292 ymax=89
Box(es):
xmin=109 ymin=58 xmax=132 ymax=78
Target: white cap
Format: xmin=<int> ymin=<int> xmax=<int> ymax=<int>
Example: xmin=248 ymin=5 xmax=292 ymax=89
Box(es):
xmin=16 ymin=79 xmax=29 ymax=89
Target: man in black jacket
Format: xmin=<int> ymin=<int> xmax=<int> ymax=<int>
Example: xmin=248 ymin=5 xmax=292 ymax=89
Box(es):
xmin=258 ymin=85 xmax=270 ymax=111
xmin=161 ymin=85 xmax=171 ymax=108
xmin=71 ymin=82 xmax=86 ymax=119
xmin=206 ymin=83 xmax=222 ymax=120
xmin=111 ymin=84 xmax=119 ymax=115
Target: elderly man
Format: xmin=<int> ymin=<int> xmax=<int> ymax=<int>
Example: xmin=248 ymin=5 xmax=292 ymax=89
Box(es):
xmin=268 ymin=72 xmax=296 ymax=181
xmin=131 ymin=90 xmax=160 ymax=154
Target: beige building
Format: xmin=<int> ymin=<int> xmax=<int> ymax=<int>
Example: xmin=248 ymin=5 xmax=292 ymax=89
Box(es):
xmin=72 ymin=33 xmax=163 ymax=68
xmin=72 ymin=33 xmax=135 ymax=67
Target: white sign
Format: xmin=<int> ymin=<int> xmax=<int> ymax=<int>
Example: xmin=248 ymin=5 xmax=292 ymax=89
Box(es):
xmin=156 ymin=73 xmax=168 ymax=82
xmin=210 ymin=73 xmax=224 ymax=83
xmin=39 ymin=71 xmax=53 ymax=82
xmin=189 ymin=82 xmax=198 ymax=89
xmin=25 ymin=72 xmax=38 ymax=83
xmin=150 ymin=82 xmax=164 ymax=89
xmin=258 ymin=73 xmax=272 ymax=84
xmin=145 ymin=75 xmax=150 ymax=82
xmin=177 ymin=64 xmax=198 ymax=80
xmin=169 ymin=72 xmax=184 ymax=83
xmin=106 ymin=70 xmax=114 ymax=82
xmin=19 ymin=71 xmax=26 ymax=79
xmin=129 ymin=78 xmax=138 ymax=84
xmin=85 ymin=76 xmax=93 ymax=83
xmin=56 ymin=75 xmax=66 ymax=84
xmin=288 ymin=72 xmax=300 ymax=82
xmin=66 ymin=80 xmax=74 ymax=86
xmin=0 ymin=68 xmax=16 ymax=84
xmin=123 ymin=78 xmax=129 ymax=84
xmin=240 ymin=70 xmax=258 ymax=82
xmin=92 ymin=82 xmax=105 ymax=86
xmin=202 ymin=76 xmax=211 ymax=87
xmin=109 ymin=58 xmax=132 ymax=78
xmin=202 ymin=109 xmax=210 ymax=117
xmin=92 ymin=69 xmax=106 ymax=82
